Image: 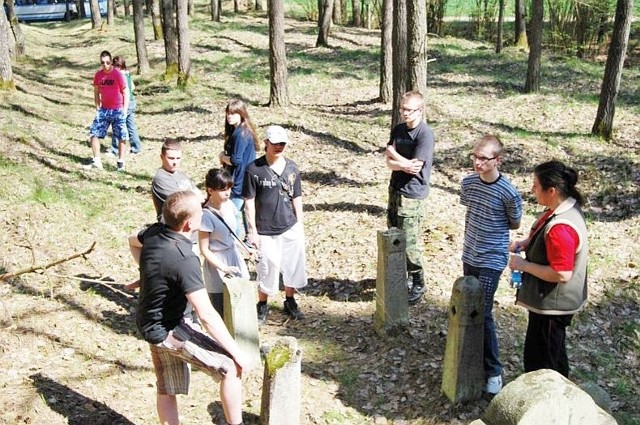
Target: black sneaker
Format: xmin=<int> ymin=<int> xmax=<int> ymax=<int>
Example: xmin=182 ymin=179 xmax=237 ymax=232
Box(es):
xmin=283 ymin=298 xmax=305 ymax=320
xmin=257 ymin=302 xmax=269 ymax=326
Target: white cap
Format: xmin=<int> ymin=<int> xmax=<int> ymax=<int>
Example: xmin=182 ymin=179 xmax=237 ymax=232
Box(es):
xmin=265 ymin=125 xmax=289 ymax=144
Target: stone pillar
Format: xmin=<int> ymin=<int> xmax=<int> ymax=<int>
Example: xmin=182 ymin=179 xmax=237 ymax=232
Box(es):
xmin=260 ymin=336 xmax=301 ymax=425
xmin=374 ymin=227 xmax=409 ymax=337
xmin=222 ymin=276 xmax=261 ymax=366
xmin=441 ymin=275 xmax=485 ymax=403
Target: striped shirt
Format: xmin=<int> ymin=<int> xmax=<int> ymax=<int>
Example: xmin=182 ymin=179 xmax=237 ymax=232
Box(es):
xmin=461 ymin=173 xmax=522 ymax=271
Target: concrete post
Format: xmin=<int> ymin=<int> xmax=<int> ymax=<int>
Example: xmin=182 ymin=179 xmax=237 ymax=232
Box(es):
xmin=260 ymin=336 xmax=301 ymax=425
xmin=441 ymin=275 xmax=485 ymax=403
xmin=374 ymin=227 xmax=409 ymax=337
xmin=222 ymin=276 xmax=261 ymax=366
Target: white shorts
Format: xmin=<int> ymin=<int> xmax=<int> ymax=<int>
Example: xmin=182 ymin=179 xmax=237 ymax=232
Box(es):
xmin=256 ymin=221 xmax=307 ymax=295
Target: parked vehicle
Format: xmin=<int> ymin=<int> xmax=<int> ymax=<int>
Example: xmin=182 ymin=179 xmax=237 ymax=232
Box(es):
xmin=13 ymin=0 xmax=78 ymax=22
xmin=81 ymin=0 xmax=107 ymax=17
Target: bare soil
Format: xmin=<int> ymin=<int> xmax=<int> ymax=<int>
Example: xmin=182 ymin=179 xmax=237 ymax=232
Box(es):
xmin=0 ymin=12 xmax=639 ymax=425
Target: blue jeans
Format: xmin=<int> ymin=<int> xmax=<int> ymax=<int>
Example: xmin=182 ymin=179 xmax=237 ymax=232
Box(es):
xmin=463 ymin=263 xmax=503 ymax=378
xmin=230 ymin=196 xmax=245 ymax=240
xmin=111 ymin=99 xmax=141 ymax=154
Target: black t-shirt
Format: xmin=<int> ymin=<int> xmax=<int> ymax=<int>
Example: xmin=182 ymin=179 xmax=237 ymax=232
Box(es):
xmin=242 ymin=156 xmax=302 ymax=235
xmin=387 ymin=121 xmax=435 ymax=199
xmin=135 ymin=223 xmax=204 ymax=344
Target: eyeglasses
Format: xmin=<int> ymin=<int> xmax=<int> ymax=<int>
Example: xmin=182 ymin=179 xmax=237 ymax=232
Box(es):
xmin=470 ymin=154 xmax=498 ymax=163
xmin=101 ymin=60 xmax=111 ymax=65
xmin=401 ymin=107 xmax=421 ymax=114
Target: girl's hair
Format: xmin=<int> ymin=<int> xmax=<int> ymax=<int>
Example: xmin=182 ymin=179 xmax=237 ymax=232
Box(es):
xmin=112 ymin=56 xmax=127 ymax=70
xmin=205 ymin=168 xmax=234 ymax=192
xmin=224 ymin=99 xmax=260 ymax=151
xmin=534 ymin=160 xmax=585 ymax=205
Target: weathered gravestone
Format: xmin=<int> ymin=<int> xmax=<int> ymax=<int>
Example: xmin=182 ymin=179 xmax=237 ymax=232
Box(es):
xmin=374 ymin=227 xmax=409 ymax=337
xmin=441 ymin=275 xmax=485 ymax=403
xmin=468 ymin=369 xmax=617 ymax=425
xmin=260 ymin=336 xmax=302 ymax=425
xmin=222 ymin=276 xmax=261 ymax=366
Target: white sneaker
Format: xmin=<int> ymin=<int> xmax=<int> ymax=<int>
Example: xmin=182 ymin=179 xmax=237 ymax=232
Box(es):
xmin=82 ymin=161 xmax=103 ymax=170
xmin=486 ymin=375 xmax=502 ymax=394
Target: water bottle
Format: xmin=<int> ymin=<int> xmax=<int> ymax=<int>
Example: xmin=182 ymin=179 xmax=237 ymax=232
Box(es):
xmin=510 ymin=248 xmax=523 ymax=289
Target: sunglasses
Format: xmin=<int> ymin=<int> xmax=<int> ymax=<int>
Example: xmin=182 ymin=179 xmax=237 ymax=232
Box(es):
xmin=267 ymin=141 xmax=286 ymax=147
xmin=101 ymin=60 xmax=111 ymax=65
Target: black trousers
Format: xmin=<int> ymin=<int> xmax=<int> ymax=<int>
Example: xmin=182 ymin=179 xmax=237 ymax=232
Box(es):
xmin=524 ymin=311 xmax=573 ymax=378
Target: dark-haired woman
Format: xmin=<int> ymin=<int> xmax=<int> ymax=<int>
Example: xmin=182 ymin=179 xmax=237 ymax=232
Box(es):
xmin=509 ymin=160 xmax=588 ymax=377
xmin=109 ymin=56 xmax=142 ymax=155
xmin=199 ymin=168 xmax=249 ymax=317
xmin=218 ymin=99 xmax=260 ymax=239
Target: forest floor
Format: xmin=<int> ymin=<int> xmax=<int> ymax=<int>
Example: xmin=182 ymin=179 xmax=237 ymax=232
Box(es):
xmin=0 ymin=9 xmax=639 ymax=425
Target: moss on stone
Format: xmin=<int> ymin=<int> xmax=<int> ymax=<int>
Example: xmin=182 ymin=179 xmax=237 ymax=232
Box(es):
xmin=265 ymin=343 xmax=292 ymax=377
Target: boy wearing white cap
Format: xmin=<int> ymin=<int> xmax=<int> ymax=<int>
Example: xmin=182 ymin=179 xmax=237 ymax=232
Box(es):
xmin=243 ymin=125 xmax=307 ymax=324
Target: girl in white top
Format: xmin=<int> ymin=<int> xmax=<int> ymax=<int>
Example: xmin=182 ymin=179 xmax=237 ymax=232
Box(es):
xmin=199 ymin=168 xmax=249 ymax=317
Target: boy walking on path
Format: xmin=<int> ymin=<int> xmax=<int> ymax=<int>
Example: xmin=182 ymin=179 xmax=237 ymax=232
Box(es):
xmin=460 ymin=135 xmax=523 ymax=395
xmin=84 ymin=50 xmax=129 ymax=172
xmin=243 ymin=125 xmax=307 ymax=325
xmin=129 ymin=190 xmax=253 ymax=425
xmin=385 ymin=90 xmax=435 ymax=305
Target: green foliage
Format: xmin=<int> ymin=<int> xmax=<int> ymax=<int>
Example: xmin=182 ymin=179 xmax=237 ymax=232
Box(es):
xmin=0 ymin=78 xmax=16 ymax=91
xmin=265 ymin=343 xmax=293 ymax=377
xmin=288 ymin=0 xmax=318 ymax=21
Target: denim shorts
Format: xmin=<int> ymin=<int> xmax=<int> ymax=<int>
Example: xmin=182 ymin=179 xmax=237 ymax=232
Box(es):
xmin=89 ymin=107 xmax=129 ymax=141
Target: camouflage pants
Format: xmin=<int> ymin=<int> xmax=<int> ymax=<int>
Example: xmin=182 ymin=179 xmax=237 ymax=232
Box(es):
xmin=387 ymin=186 xmax=426 ymax=274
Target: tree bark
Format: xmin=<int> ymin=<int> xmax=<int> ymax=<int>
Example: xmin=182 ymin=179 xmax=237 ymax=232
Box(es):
xmin=107 ymin=0 xmax=115 ymax=25
xmin=211 ymin=0 xmax=220 ymax=21
xmin=514 ymin=0 xmax=527 ymax=47
xmin=77 ymin=0 xmax=87 ymax=18
xmin=332 ymin=0 xmax=342 ymax=24
xmin=176 ymin=0 xmax=191 ymax=86
xmin=378 ymin=0 xmax=392 ymax=103
xmin=592 ymin=0 xmax=633 ymax=140
xmin=123 ymin=0 xmax=130 ymax=16
xmin=161 ymin=0 xmax=179 ymax=77
xmin=187 ymin=0 xmax=194 ymax=15
xmin=496 ymin=0 xmax=504 ymax=53
xmin=255 ymin=0 xmax=264 ymax=11
xmin=407 ymin=0 xmax=427 ymax=97
xmin=391 ymin=0 xmax=407 ymax=127
xmin=234 ymin=0 xmax=240 ymax=12
xmin=352 ymin=0 xmax=361 ymax=26
xmin=268 ymin=0 xmax=289 ymax=107
xmin=316 ymin=0 xmax=334 ymax=47
xmin=0 ymin=7 xmax=14 ymax=91
xmin=575 ymin=1 xmax=590 ymax=59
xmin=133 ymin=0 xmax=150 ymax=74
xmin=152 ymin=0 xmax=163 ymax=39
xmin=89 ymin=0 xmax=103 ymax=29
xmin=524 ymin=0 xmax=543 ymax=93
xmin=4 ymin=0 xmax=25 ymax=58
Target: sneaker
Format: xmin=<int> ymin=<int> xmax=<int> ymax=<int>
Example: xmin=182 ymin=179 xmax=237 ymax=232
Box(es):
xmin=486 ymin=375 xmax=502 ymax=395
xmin=116 ymin=161 xmax=125 ymax=172
xmin=130 ymin=149 xmax=141 ymax=155
xmin=283 ymin=298 xmax=305 ymax=320
xmin=257 ymin=302 xmax=269 ymax=326
xmin=82 ymin=161 xmax=103 ymax=170
xmin=105 ymin=150 xmax=118 ymax=158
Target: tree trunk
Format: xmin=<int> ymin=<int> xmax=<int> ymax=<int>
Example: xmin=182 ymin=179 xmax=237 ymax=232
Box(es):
xmin=152 ymin=0 xmax=163 ymax=39
xmin=332 ymin=0 xmax=342 ymax=24
xmin=234 ymin=0 xmax=240 ymax=12
xmin=89 ymin=0 xmax=103 ymax=29
xmin=255 ymin=0 xmax=264 ymax=11
xmin=391 ymin=0 xmax=407 ymax=127
xmin=379 ymin=0 xmax=392 ymax=103
xmin=0 ymin=8 xmax=14 ymax=90
xmin=514 ymin=0 xmax=527 ymax=47
xmin=211 ymin=0 xmax=220 ymax=20
xmin=268 ymin=0 xmax=289 ymax=106
xmin=187 ymin=0 xmax=194 ymax=15
xmin=575 ymin=2 xmax=590 ymax=59
xmin=496 ymin=0 xmax=504 ymax=53
xmin=4 ymin=0 xmax=25 ymax=58
xmin=123 ymin=0 xmax=130 ymax=16
xmin=161 ymin=0 xmax=179 ymax=77
xmin=176 ymin=0 xmax=191 ymax=86
xmin=316 ymin=0 xmax=334 ymax=47
xmin=406 ymin=0 xmax=427 ymax=96
xmin=133 ymin=0 xmax=150 ymax=74
xmin=524 ymin=0 xmax=543 ymax=93
xmin=352 ymin=0 xmax=361 ymax=26
xmin=107 ymin=0 xmax=115 ymax=25
xmin=77 ymin=0 xmax=87 ymax=18
xmin=592 ymin=0 xmax=633 ymax=140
